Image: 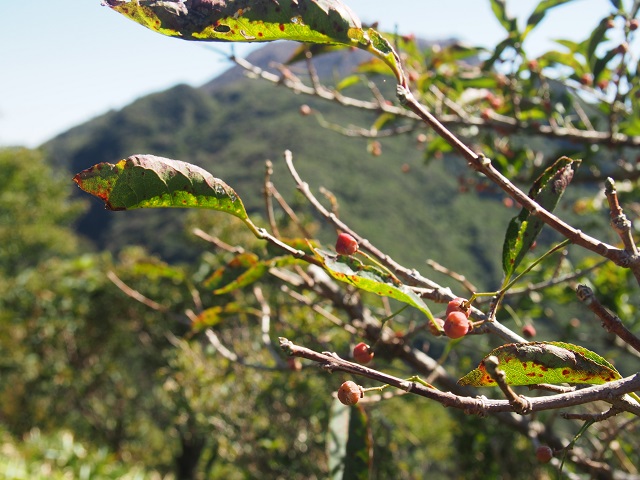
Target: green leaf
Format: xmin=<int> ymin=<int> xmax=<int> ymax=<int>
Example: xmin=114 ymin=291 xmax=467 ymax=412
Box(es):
xmin=327 ymin=400 xmax=372 ymax=480
xmin=593 ymin=46 xmax=620 ymax=82
xmin=214 ymin=256 xmax=301 ymax=294
xmin=317 ymin=249 xmax=436 ymax=323
xmin=106 ymin=0 xmax=361 ymax=46
xmin=523 ymin=0 xmax=573 ymax=39
xmin=191 ymin=302 xmax=247 ymax=330
xmin=106 ymin=1 xmax=405 ymax=85
xmin=489 ymin=0 xmax=519 ymax=34
xmin=458 ymin=342 xmax=622 ymax=387
xmin=204 ymin=252 xmax=260 ymax=291
xmin=587 ymin=17 xmax=612 ymax=70
xmin=73 ymin=155 xmax=248 ymax=219
xmin=502 ymin=156 xmax=580 ymax=279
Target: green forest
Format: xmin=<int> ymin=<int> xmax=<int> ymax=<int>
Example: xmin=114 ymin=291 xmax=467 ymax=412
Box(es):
xmin=2 ymin=0 xmax=640 ymax=478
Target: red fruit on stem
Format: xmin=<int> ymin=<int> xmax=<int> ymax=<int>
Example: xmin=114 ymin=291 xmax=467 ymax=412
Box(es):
xmin=335 ymin=232 xmax=358 ymax=255
xmin=446 ymin=297 xmax=470 ymax=318
xmin=444 ymin=311 xmax=471 ymax=339
xmin=353 ymin=342 xmax=374 ymax=364
xmin=630 ymin=18 xmax=639 ymax=31
xmin=522 ymin=324 xmax=536 ymax=338
xmin=536 ymin=445 xmax=553 ymax=463
xmin=428 ymin=317 xmax=445 ymax=336
xmin=337 ymin=381 xmax=362 ymax=406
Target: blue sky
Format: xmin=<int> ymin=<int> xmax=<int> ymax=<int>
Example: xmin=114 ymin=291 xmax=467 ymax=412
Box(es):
xmin=0 ymin=0 xmax=614 ymax=147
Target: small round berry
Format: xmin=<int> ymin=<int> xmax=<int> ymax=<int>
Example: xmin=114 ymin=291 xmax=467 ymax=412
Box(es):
xmin=522 ymin=324 xmax=536 ymax=338
xmin=299 ymin=104 xmax=312 ymax=116
xmin=536 ymin=445 xmax=553 ymax=463
xmin=444 ymin=311 xmax=471 ymax=339
xmin=337 ymin=381 xmax=362 ymax=406
xmin=580 ymin=73 xmax=593 ymax=86
xmin=446 ymin=297 xmax=470 ymax=318
xmin=605 ymin=18 xmax=615 ymax=29
xmin=428 ymin=317 xmax=445 ymax=336
xmin=615 ymin=42 xmax=629 ymax=55
xmin=335 ymin=232 xmax=358 ymax=256
xmin=353 ymin=342 xmax=374 ymax=364
xmin=630 ymin=18 xmax=639 ymax=31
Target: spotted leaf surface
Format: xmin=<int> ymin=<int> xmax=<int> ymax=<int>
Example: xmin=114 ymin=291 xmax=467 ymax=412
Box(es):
xmin=106 ymin=0 xmax=361 ymax=45
xmin=458 ymin=341 xmax=621 ymax=387
xmin=73 ymin=154 xmax=248 ymax=219
xmin=105 ymin=0 xmax=404 ymax=83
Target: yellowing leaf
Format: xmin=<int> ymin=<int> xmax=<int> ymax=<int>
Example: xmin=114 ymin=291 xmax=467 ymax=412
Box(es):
xmin=458 ymin=342 xmax=621 ymax=387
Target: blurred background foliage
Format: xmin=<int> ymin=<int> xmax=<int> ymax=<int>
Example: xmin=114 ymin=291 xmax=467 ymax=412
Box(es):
xmin=2 ymin=0 xmax=640 ymax=477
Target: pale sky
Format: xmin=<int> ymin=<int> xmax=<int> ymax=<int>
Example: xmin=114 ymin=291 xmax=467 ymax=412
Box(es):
xmin=0 ymin=0 xmax=617 ymax=147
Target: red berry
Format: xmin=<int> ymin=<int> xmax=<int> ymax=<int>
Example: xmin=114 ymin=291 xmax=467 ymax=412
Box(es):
xmin=522 ymin=324 xmax=536 ymax=338
xmin=446 ymin=298 xmax=470 ymax=318
xmin=428 ymin=317 xmax=445 ymax=336
xmin=580 ymin=73 xmax=593 ymax=86
xmin=630 ymin=18 xmax=639 ymax=31
xmin=444 ymin=311 xmax=471 ymax=339
xmin=335 ymin=232 xmax=358 ymax=256
xmin=337 ymin=381 xmax=362 ymax=406
xmin=353 ymin=342 xmax=374 ymax=364
xmin=536 ymin=445 xmax=553 ymax=463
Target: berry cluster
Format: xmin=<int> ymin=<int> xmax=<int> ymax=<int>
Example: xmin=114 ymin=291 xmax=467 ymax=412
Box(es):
xmin=443 ymin=297 xmax=472 ymax=339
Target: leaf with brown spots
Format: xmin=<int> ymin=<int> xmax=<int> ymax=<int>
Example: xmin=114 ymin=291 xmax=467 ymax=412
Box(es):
xmin=104 ymin=0 xmax=404 ymax=83
xmin=73 ymin=154 xmax=248 ymax=219
xmin=458 ymin=341 xmax=621 ymax=387
xmin=317 ymin=249 xmax=437 ymax=327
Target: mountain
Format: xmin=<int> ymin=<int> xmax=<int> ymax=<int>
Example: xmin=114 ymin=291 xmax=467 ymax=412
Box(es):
xmin=44 ymin=41 xmax=514 ymax=289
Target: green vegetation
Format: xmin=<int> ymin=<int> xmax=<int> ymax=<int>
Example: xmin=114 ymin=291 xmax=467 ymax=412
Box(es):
xmin=4 ymin=0 xmax=640 ymax=478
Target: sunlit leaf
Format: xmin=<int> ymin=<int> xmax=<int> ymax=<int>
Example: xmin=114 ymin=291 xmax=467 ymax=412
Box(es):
xmin=106 ymin=0 xmax=361 ymax=46
xmin=458 ymin=342 xmax=622 ymax=387
xmin=215 ymin=256 xmax=301 ymax=294
xmin=204 ymin=252 xmax=260 ymax=291
xmin=106 ymin=0 xmax=404 ymax=83
xmin=191 ymin=302 xmax=248 ymax=330
xmin=317 ymin=249 xmax=436 ymax=324
xmin=73 ymin=155 xmax=248 ymax=219
xmin=502 ymin=156 xmax=580 ymax=279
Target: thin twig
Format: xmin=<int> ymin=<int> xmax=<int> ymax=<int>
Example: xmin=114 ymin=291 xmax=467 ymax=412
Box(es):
xmin=279 ymin=337 xmax=640 ymax=415
xmin=576 ymin=284 xmax=640 ymax=354
xmin=426 ymin=259 xmax=478 ymax=293
xmin=106 ymin=270 xmax=166 ymax=311
xmin=192 ymin=228 xmax=245 ymax=254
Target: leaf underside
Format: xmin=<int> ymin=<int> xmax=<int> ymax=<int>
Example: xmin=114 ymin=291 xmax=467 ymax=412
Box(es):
xmin=105 ymin=0 xmax=404 ymax=83
xmin=106 ymin=0 xmax=361 ymax=45
xmin=502 ymin=156 xmax=580 ymax=279
xmin=458 ymin=341 xmax=621 ymax=387
xmin=73 ymin=154 xmax=248 ymax=219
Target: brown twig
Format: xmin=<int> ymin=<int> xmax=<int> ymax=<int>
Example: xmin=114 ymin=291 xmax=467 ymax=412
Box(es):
xmin=279 ymin=337 xmax=640 ymax=415
xmin=484 ymin=355 xmax=532 ymax=414
xmin=426 ymin=259 xmax=478 ymax=293
xmin=605 ymin=177 xmax=639 ymax=258
xmin=192 ymin=228 xmax=245 ymax=254
xmin=263 ymin=160 xmax=280 ymax=237
xmin=106 ymin=270 xmax=166 ymax=311
xmin=576 ymin=284 xmax=640 ymax=354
